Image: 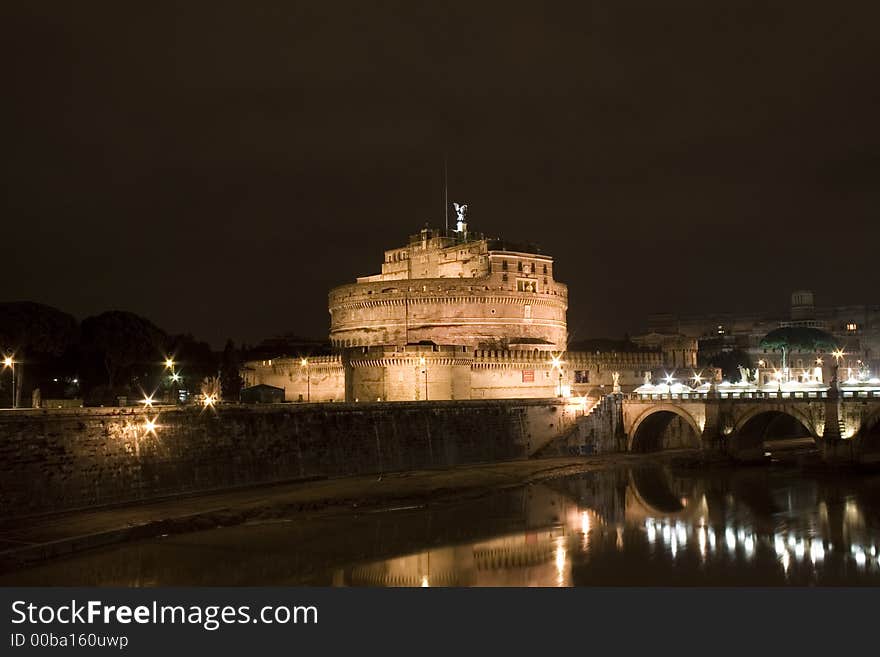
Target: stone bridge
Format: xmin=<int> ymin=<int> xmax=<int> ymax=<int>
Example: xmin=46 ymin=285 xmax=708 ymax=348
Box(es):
xmin=621 ymin=389 xmax=880 ymax=463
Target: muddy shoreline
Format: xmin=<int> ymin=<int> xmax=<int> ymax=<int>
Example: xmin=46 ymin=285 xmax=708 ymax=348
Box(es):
xmin=0 ymin=451 xmax=704 ymax=574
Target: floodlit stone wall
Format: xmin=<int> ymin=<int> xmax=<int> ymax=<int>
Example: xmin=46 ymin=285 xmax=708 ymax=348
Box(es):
xmin=0 ymin=400 xmax=574 ymax=516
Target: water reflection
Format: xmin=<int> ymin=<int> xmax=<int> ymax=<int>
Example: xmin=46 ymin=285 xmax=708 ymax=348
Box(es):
xmin=4 ymin=464 xmax=880 ymax=586
xmin=332 ymin=466 xmax=880 ymax=587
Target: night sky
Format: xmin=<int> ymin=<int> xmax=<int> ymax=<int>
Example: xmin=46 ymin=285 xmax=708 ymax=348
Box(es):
xmin=4 ymin=1 xmax=879 ymax=347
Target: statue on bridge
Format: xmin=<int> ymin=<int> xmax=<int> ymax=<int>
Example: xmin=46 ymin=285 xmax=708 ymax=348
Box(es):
xmin=612 ymin=371 xmax=621 ymax=393
xmin=738 ymin=365 xmax=751 ymax=385
xmin=643 ymin=371 xmax=652 ymax=386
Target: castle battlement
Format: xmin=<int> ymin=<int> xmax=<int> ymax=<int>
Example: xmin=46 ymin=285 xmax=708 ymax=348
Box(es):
xmin=243 ymin=220 xmax=692 ymax=402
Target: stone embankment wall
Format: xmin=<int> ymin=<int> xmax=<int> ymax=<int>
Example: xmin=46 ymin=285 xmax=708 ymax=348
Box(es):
xmin=534 ymin=395 xmax=625 ymax=457
xmin=0 ymin=400 xmax=577 ymax=517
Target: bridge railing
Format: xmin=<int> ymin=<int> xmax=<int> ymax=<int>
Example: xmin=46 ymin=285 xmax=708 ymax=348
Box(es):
xmin=625 ymin=390 xmax=842 ymax=401
xmin=841 ymin=390 xmax=880 ymax=398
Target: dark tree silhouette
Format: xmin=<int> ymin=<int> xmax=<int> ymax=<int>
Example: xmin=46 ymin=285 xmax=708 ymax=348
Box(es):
xmin=0 ymin=302 xmax=78 ymax=406
xmin=698 ymin=349 xmax=753 ymax=382
xmin=220 ymin=339 xmax=244 ymax=401
xmin=80 ymin=311 xmax=166 ymax=389
xmin=165 ymin=333 xmax=218 ymax=393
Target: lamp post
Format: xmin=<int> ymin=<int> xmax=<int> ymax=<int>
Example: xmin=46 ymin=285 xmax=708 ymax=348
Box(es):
xmin=419 ymin=356 xmax=428 ymax=400
xmin=170 ymin=371 xmax=181 ymax=403
xmin=163 ymin=357 xmax=175 ymax=403
xmin=550 ymin=355 xmax=563 ymax=397
xmin=301 ymin=358 xmax=310 ymax=402
xmin=3 ymin=355 xmax=15 ymax=408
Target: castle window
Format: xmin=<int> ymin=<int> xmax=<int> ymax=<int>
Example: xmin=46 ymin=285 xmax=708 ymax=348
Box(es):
xmin=502 ymin=260 xmax=508 ymax=271
xmin=517 ymin=279 xmax=537 ymax=293
xmin=574 ymin=370 xmax=589 ymax=383
xmin=847 ymin=322 xmax=858 ymax=331
xmin=543 ymin=264 xmax=548 ymax=275
xmin=524 ymin=304 xmax=532 ymax=319
xmin=502 ymin=273 xmax=508 ymax=282
xmin=517 ymin=261 xmax=523 ymax=272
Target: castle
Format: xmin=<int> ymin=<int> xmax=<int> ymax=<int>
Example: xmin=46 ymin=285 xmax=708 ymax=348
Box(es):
xmin=242 ymin=219 xmax=695 ymax=402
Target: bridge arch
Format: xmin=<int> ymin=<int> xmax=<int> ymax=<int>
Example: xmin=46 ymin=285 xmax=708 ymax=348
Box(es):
xmin=627 ymin=468 xmax=686 ymax=515
xmin=855 ymin=406 xmax=880 ymax=452
xmin=730 ymin=407 xmax=817 ymax=459
xmin=628 ymin=404 xmax=703 ymax=453
xmin=733 ymin=405 xmax=817 ymax=438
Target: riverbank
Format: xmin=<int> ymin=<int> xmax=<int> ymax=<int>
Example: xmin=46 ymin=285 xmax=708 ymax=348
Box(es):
xmin=0 ymin=451 xmax=697 ymax=574
xmin=0 ymin=400 xmax=599 ymax=516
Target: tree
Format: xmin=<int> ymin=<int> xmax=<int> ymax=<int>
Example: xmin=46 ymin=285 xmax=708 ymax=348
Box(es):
xmin=698 ymin=348 xmax=753 ymax=382
xmin=0 ymin=302 xmax=78 ymax=406
xmin=165 ymin=333 xmax=218 ymax=396
xmin=220 ymin=339 xmax=243 ymax=401
xmin=79 ymin=311 xmax=166 ymax=390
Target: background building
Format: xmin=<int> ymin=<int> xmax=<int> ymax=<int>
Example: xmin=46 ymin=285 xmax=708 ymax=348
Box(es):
xmin=647 ymin=290 xmax=880 ymax=382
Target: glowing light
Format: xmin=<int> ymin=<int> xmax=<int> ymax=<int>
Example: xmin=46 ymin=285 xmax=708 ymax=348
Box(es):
xmin=419 ymin=356 xmax=426 ymax=366
xmin=170 ymin=372 xmax=181 ymax=383
xmin=550 ymin=356 xmax=561 ymax=369
xmin=144 ymin=417 xmax=158 ymax=434
xmin=810 ymin=541 xmax=825 ymax=564
xmin=300 ymin=358 xmax=308 ymax=367
xmin=420 ymin=576 xmax=429 ymax=587
xmin=141 ymin=395 xmax=154 ymax=407
xmin=203 ymin=395 xmax=216 ymax=407
xmin=854 ymin=547 xmax=867 ymax=568
xmin=707 ymin=528 xmax=716 ymax=551
xmin=581 ymin=511 xmax=591 ymax=534
xmin=164 ymin=357 xmax=174 ymax=369
xmin=832 ymin=348 xmax=845 ymax=362
xmin=774 ymin=535 xmax=786 ymax=558
xmin=744 ymin=534 xmax=755 ymax=559
xmin=725 ymin=527 xmax=736 ymax=552
xmin=698 ymin=527 xmax=707 ymax=558
xmin=2 ymin=356 xmax=12 ymax=368
xmin=815 ymin=357 xmax=823 ymax=366
xmin=554 ymin=540 xmax=567 ymax=585
xmin=692 ymin=370 xmax=703 ymax=385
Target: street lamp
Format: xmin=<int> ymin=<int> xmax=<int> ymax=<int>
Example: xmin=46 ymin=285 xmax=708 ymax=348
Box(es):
xmin=419 ymin=356 xmax=428 ymax=400
xmin=301 ymin=358 xmax=310 ymax=402
xmin=162 ymin=357 xmax=176 ymax=403
xmin=3 ymin=355 xmax=15 ymax=408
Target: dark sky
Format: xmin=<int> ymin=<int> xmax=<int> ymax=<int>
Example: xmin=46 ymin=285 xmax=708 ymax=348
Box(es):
xmin=4 ymin=1 xmax=879 ymax=347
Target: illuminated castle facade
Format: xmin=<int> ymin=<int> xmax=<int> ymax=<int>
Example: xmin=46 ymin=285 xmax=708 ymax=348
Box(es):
xmin=243 ymin=221 xmax=694 ymax=402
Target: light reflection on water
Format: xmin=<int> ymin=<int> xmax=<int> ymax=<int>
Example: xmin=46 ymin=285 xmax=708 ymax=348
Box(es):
xmin=333 ymin=467 xmax=880 ymax=587
xmin=4 ymin=465 xmax=880 ymax=586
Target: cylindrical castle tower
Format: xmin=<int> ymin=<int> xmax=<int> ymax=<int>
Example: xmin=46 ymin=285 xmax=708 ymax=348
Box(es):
xmin=329 ymin=227 xmax=568 ymax=351
xmin=328 ymin=225 xmax=568 ymax=401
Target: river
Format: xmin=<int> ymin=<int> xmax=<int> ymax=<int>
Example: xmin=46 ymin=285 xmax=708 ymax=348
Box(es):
xmin=4 ymin=461 xmax=880 ymax=586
